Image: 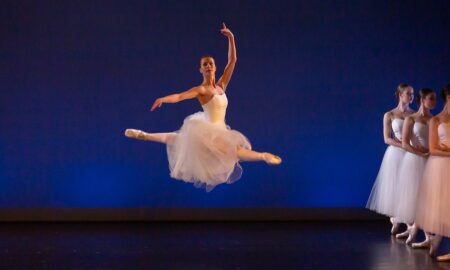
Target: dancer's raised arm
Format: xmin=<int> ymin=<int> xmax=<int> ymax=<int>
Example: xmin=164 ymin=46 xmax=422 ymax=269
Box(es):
xmin=150 ymin=87 xmax=201 ymax=111
xmin=217 ymin=23 xmax=236 ymax=91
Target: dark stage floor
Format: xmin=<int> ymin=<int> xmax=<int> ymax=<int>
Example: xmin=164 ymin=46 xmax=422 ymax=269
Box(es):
xmin=1 ymin=221 xmax=450 ymax=269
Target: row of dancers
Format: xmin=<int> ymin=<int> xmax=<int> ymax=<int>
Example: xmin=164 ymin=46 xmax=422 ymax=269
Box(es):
xmin=367 ymin=83 xmax=450 ymax=261
xmin=124 ymin=24 xmax=282 ymax=192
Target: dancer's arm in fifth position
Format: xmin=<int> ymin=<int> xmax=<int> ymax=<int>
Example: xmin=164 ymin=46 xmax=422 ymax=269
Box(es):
xmin=217 ymin=23 xmax=237 ymax=92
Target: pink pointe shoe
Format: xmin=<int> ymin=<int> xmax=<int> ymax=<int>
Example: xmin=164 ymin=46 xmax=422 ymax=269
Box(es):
xmin=262 ymin=153 xmax=282 ymax=165
xmin=125 ymin=129 xmax=146 ymax=139
xmin=405 ymin=226 xmax=418 ymax=245
xmin=437 ymin=253 xmax=450 ymax=262
xmin=412 ymin=239 xmax=431 ymax=249
xmin=390 ymin=217 xmax=399 ymax=235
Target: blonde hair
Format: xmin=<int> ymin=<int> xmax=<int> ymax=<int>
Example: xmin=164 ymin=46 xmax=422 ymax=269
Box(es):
xmin=395 ymin=83 xmax=411 ymax=99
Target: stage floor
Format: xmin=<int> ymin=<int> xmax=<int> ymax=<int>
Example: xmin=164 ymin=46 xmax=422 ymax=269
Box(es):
xmin=1 ymin=221 xmax=449 ymax=269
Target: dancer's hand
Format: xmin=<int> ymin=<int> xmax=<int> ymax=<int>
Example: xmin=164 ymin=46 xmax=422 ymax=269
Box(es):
xmin=220 ymin=23 xmax=234 ymax=38
xmin=416 ymin=145 xmax=429 ymax=153
xmin=150 ymin=98 xmax=163 ymax=111
xmin=440 ymin=143 xmax=449 ymax=151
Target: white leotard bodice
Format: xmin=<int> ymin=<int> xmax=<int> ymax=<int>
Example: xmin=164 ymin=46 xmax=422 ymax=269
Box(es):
xmin=411 ymin=122 xmax=429 ymax=148
xmin=392 ymin=118 xmax=404 ymax=141
xmin=201 ymin=93 xmax=228 ymax=125
xmin=438 ymin=122 xmax=450 ymax=148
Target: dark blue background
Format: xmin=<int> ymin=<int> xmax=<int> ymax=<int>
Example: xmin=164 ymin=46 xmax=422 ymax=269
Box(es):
xmin=1 ymin=0 xmax=449 ymax=207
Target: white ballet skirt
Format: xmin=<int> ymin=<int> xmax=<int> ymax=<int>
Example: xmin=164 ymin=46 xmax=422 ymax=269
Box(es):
xmin=415 ymin=123 xmax=450 ymax=236
xmin=394 ymin=122 xmax=429 ymax=224
xmin=366 ymin=118 xmax=406 ymax=216
xmin=166 ymin=93 xmax=251 ymax=191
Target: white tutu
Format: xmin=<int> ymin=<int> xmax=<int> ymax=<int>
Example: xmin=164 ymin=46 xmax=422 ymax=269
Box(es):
xmin=415 ymin=156 xmax=450 ymax=237
xmin=366 ymin=145 xmax=406 ymax=216
xmin=166 ymin=112 xmax=251 ymax=191
xmin=393 ymin=152 xmax=427 ymax=224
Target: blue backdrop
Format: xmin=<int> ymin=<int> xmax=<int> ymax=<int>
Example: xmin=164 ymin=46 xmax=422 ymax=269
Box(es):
xmin=1 ymin=0 xmax=449 ymax=208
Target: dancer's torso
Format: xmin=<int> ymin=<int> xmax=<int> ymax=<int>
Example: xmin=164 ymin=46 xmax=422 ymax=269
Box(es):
xmin=391 ymin=118 xmax=404 ymax=141
xmin=411 ymin=122 xmax=429 ymax=148
xmin=201 ymin=93 xmax=228 ymax=125
xmin=438 ymin=122 xmax=450 ymax=148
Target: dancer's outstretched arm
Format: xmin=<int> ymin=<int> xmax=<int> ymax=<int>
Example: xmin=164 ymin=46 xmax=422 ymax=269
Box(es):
xmin=429 ymin=117 xmax=450 ymax=157
xmin=217 ymin=23 xmax=236 ymax=91
xmin=150 ymin=87 xmax=201 ymax=111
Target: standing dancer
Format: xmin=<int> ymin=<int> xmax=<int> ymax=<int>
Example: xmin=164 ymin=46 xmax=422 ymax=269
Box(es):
xmin=367 ymin=84 xmax=415 ymax=234
xmin=125 ymin=23 xmax=281 ymax=191
xmin=394 ymin=88 xmax=436 ymax=244
xmin=414 ymin=85 xmax=450 ymax=259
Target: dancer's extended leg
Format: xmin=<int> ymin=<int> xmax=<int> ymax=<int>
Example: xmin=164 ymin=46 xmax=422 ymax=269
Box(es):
xmin=125 ymin=129 xmax=176 ymax=144
xmin=237 ymin=147 xmax=282 ymax=165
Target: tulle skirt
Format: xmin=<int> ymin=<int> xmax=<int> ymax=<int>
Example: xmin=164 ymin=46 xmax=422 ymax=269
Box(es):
xmin=166 ymin=112 xmax=251 ymax=191
xmin=415 ymin=156 xmax=450 ymax=237
xmin=394 ymin=152 xmax=427 ymax=224
xmin=366 ymin=145 xmax=406 ymax=216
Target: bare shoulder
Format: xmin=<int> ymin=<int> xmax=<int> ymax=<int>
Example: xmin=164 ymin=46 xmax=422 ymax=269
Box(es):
xmin=192 ymin=85 xmax=207 ymax=95
xmin=404 ymin=115 xmax=415 ymax=125
xmin=430 ymin=116 xmax=441 ymax=126
xmin=384 ymin=111 xmax=394 ymax=121
xmin=216 ymin=84 xmax=225 ymax=94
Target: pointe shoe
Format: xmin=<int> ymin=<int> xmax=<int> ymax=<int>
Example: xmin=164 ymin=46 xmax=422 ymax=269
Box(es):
xmin=390 ymin=218 xmax=399 ymax=235
xmin=437 ymin=253 xmax=450 ymax=262
xmin=125 ymin=129 xmax=145 ymax=139
xmin=396 ymin=229 xmax=410 ymax=239
xmin=262 ymin=153 xmax=282 ymax=165
xmin=412 ymin=239 xmax=431 ymax=249
xmin=405 ymin=227 xmax=418 ymax=245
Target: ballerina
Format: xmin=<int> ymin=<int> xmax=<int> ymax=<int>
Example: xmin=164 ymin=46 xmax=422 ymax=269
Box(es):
xmin=393 ymin=88 xmax=436 ymax=245
xmin=366 ymin=83 xmax=415 ymax=234
xmin=124 ymin=23 xmax=281 ymax=191
xmin=414 ymin=84 xmax=450 ymax=258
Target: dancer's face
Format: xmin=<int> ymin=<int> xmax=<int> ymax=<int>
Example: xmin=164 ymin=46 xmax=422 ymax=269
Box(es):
xmin=400 ymin=87 xmax=414 ymax=104
xmin=422 ymin=92 xmax=437 ymax=110
xmin=199 ymin=57 xmax=216 ymax=77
